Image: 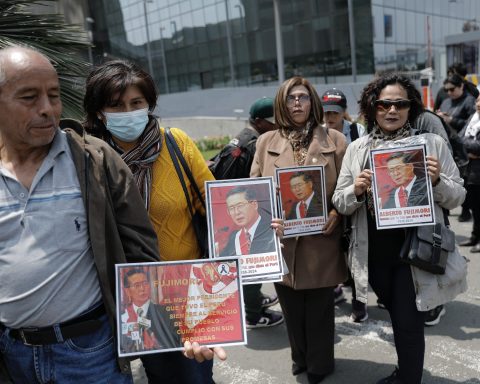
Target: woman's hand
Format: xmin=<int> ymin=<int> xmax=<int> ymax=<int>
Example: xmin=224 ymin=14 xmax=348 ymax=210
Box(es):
xmin=435 ymin=111 xmax=452 ymax=124
xmin=354 ymin=169 xmax=373 ymax=197
xmin=322 ymin=209 xmax=341 ymax=236
xmin=426 ymin=155 xmax=441 ymax=185
xmin=183 ymin=341 xmax=227 ymax=363
xmin=271 ymin=218 xmax=285 ymax=239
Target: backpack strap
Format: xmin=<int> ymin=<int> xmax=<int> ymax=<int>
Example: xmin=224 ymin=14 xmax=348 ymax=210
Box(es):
xmin=350 ymin=122 xmax=359 ymax=142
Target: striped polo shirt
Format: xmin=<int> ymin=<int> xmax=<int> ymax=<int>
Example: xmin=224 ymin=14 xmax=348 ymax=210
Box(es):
xmin=0 ymin=130 xmax=101 ymax=328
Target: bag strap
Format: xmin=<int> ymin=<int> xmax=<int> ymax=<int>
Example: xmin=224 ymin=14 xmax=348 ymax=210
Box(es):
xmin=165 ymin=128 xmax=206 ymax=210
xmin=164 ymin=128 xmax=196 ymax=219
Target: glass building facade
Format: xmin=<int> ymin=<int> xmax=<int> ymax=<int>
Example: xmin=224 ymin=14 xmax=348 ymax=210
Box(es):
xmin=372 ymin=0 xmax=480 ymax=73
xmin=88 ymin=0 xmax=480 ymax=94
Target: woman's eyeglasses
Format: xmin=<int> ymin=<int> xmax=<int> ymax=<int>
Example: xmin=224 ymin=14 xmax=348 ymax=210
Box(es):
xmin=286 ymin=94 xmax=311 ymax=106
xmin=444 ymin=86 xmax=457 ymax=93
xmin=375 ymin=99 xmax=411 ymax=112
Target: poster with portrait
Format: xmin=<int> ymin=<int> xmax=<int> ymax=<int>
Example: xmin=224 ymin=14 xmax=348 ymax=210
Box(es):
xmin=275 ymin=166 xmax=328 ymax=238
xmin=205 ymin=177 xmax=283 ymax=284
xmin=370 ymin=144 xmax=435 ymax=229
xmin=116 ymin=258 xmax=246 ymax=357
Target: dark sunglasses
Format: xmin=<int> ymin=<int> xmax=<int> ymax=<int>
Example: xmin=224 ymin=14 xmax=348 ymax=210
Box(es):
xmin=444 ymin=86 xmax=457 ymax=93
xmin=375 ymin=99 xmax=411 ymax=111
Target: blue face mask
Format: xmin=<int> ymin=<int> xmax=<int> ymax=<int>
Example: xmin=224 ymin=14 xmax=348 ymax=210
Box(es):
xmin=103 ymin=108 xmax=149 ymax=142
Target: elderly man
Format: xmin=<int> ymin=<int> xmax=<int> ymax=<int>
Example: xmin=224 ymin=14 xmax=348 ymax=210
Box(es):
xmin=0 ymin=46 xmax=223 ymax=383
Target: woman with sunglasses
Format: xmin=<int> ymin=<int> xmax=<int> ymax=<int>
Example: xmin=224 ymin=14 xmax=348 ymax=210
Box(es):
xmin=251 ymin=77 xmax=348 ymax=384
xmin=333 ymin=73 xmax=467 ymax=384
xmin=437 ymin=73 xmax=476 ymax=134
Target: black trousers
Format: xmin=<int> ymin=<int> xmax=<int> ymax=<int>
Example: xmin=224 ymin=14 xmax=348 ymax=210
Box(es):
xmin=243 ymin=283 xmax=263 ymax=322
xmin=369 ymin=260 xmax=425 ymax=384
xmin=275 ymin=283 xmax=334 ymax=376
xmin=466 ymin=184 xmax=480 ymax=238
xmin=141 ymin=352 xmax=214 ymax=384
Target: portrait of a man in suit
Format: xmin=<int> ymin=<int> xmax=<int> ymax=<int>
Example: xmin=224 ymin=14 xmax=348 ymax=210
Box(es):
xmin=287 ymin=172 xmax=324 ymax=219
xmin=120 ymin=268 xmax=180 ymax=353
xmin=220 ymin=186 xmax=275 ymax=256
xmin=382 ymin=152 xmax=429 ymax=209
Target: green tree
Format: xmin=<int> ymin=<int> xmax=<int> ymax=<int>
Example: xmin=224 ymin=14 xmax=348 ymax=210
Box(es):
xmin=0 ymin=0 xmax=91 ymax=119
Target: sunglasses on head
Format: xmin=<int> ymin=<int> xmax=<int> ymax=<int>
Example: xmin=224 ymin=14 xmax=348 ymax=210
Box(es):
xmin=375 ymin=99 xmax=411 ymax=111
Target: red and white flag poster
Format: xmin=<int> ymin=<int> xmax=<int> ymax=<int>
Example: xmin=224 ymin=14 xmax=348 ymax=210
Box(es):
xmin=116 ymin=258 xmax=246 ymax=357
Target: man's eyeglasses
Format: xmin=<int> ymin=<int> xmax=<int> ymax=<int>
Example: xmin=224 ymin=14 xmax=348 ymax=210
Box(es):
xmin=444 ymin=86 xmax=457 ymax=93
xmin=128 ymin=281 xmax=150 ymax=290
xmin=290 ymin=182 xmax=307 ymax=190
xmin=227 ymin=201 xmax=251 ymax=214
xmin=375 ymin=99 xmax=411 ymax=112
xmin=286 ymin=94 xmax=311 ymax=106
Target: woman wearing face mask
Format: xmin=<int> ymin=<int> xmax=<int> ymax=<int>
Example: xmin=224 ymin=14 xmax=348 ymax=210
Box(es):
xmin=82 ymin=60 xmax=223 ymax=384
xmin=251 ymin=77 xmax=348 ymax=384
xmin=333 ymin=73 xmax=467 ymax=384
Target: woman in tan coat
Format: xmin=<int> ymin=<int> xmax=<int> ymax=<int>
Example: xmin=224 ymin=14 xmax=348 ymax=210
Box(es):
xmin=251 ymin=77 xmax=347 ymax=384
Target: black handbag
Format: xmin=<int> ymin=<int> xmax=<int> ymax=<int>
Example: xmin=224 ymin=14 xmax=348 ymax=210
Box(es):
xmin=399 ymin=212 xmax=454 ymax=275
xmin=164 ymin=128 xmax=209 ymax=258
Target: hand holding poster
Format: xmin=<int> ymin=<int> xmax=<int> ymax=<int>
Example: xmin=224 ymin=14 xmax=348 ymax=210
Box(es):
xmin=370 ymin=144 xmax=435 ymax=229
xmin=116 ymin=259 xmax=246 ymax=357
xmin=205 ymin=177 xmax=283 ymax=283
xmin=275 ymin=166 xmax=328 ymax=237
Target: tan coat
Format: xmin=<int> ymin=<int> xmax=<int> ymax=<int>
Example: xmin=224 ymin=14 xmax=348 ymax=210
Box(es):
xmin=251 ymin=125 xmax=348 ymax=289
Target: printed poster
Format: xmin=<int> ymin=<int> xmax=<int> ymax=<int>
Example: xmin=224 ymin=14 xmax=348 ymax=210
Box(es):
xmin=116 ymin=258 xmax=246 ymax=357
xmin=276 ymin=166 xmax=328 ymax=237
xmin=370 ymin=144 xmax=435 ymax=229
xmin=205 ymin=177 xmax=283 ymax=284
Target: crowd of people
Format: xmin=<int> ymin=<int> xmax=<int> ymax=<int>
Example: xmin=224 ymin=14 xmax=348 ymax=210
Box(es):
xmin=0 ymin=45 xmax=473 ymax=384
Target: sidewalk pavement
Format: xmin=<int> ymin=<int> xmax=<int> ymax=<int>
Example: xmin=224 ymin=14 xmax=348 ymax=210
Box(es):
xmin=133 ymin=206 xmax=480 ymax=383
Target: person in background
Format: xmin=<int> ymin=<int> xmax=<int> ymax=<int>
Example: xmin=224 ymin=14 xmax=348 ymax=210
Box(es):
xmin=333 ymin=73 xmax=467 ymax=384
xmin=437 ymin=73 xmax=476 ymax=223
xmin=83 ymin=60 xmax=230 ymax=384
xmin=252 ymin=76 xmax=348 ymax=384
xmin=459 ymin=94 xmax=480 ymax=252
xmin=209 ymin=97 xmax=284 ymax=329
xmin=0 ymin=46 xmax=213 ymax=383
xmin=321 ymin=88 xmax=366 ymax=143
xmin=321 ymin=88 xmax=368 ymax=322
xmin=434 ymin=62 xmax=479 ymax=112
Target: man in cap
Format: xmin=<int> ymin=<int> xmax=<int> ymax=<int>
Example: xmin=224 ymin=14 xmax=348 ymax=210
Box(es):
xmin=209 ymin=97 xmax=284 ymax=329
xmin=321 ymin=88 xmax=366 ymax=143
xmin=321 ymin=88 xmax=368 ymax=323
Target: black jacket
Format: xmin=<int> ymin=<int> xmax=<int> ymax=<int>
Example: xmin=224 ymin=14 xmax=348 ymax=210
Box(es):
xmin=438 ymin=92 xmax=476 ymax=132
xmin=460 ymin=115 xmax=480 ymax=185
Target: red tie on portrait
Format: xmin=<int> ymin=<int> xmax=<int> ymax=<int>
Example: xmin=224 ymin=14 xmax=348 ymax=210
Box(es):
xmin=299 ymin=201 xmax=307 ymax=218
xmin=240 ymin=229 xmax=251 ymax=255
xmin=399 ymin=186 xmax=408 ymax=207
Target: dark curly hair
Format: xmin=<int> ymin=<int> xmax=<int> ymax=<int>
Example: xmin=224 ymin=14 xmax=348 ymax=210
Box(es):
xmin=83 ymin=60 xmax=157 ymax=138
xmin=359 ymin=73 xmax=424 ymax=132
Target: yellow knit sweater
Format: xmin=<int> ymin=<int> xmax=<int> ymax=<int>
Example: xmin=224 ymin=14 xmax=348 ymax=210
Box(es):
xmin=149 ymin=127 xmax=214 ymax=261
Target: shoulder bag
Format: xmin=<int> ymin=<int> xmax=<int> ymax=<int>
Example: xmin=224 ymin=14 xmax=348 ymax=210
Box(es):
xmin=164 ymin=128 xmax=209 ymax=258
xmin=399 ymin=210 xmax=454 ymax=275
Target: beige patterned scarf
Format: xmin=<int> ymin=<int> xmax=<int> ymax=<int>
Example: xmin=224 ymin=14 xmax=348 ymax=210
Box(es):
xmin=281 ymin=120 xmax=314 ymax=166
